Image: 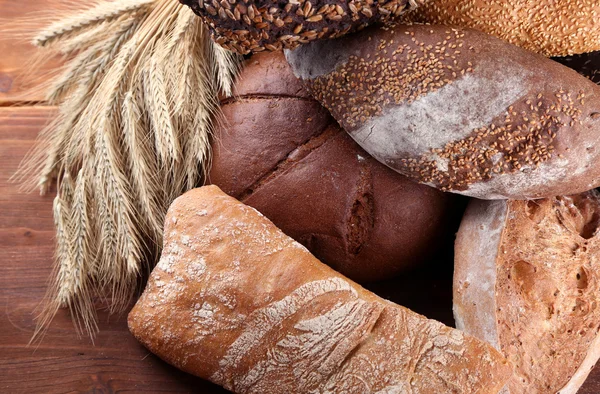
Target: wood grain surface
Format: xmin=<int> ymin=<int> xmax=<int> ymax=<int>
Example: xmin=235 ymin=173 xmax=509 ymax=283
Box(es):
xmin=1 ymin=1 xmax=599 ymax=393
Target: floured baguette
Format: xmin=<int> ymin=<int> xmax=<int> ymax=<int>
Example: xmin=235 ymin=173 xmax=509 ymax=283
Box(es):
xmin=129 ymin=185 xmax=511 ymax=393
xmin=455 ymin=192 xmax=600 ymax=393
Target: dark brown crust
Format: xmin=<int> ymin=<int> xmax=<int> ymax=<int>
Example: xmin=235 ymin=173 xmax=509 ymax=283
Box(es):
xmin=180 ymin=0 xmax=426 ymax=54
xmin=287 ymin=24 xmax=600 ymax=199
xmin=209 ymin=52 xmax=454 ymax=281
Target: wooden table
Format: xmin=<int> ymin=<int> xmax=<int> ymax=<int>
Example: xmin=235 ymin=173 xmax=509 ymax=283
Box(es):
xmin=1 ymin=1 xmax=599 ymax=393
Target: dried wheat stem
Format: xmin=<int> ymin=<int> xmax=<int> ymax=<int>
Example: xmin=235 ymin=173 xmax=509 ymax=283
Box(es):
xmin=34 ymin=0 xmax=154 ymax=47
xmin=211 ymin=41 xmax=241 ymax=97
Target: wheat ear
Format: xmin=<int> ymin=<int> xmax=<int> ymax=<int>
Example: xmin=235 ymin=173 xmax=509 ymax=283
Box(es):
xmin=33 ymin=0 xmax=154 ymax=47
xmin=17 ymin=0 xmax=243 ymax=341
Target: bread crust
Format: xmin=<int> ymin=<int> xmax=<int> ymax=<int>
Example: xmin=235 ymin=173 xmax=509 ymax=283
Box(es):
xmin=128 ymin=185 xmax=512 ymax=393
xmin=210 ymin=52 xmax=455 ymax=282
xmin=180 ymin=0 xmax=426 ymax=55
xmin=455 ymin=192 xmax=600 ymax=393
xmin=401 ymin=0 xmax=600 ymax=57
xmin=286 ymin=24 xmax=600 ymax=199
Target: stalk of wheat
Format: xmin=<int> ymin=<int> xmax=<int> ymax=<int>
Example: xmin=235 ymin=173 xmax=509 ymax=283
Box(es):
xmin=10 ymin=0 xmax=242 ymax=341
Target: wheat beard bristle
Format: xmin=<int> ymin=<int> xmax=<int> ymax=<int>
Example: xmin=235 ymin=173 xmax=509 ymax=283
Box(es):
xmin=13 ymin=0 xmax=243 ymax=342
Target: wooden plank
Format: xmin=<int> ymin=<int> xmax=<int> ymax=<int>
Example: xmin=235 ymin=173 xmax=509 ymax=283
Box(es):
xmin=0 ymin=107 xmax=226 ymax=393
xmin=0 ymin=0 xmax=66 ymax=103
xmin=2 ymin=106 xmax=600 ymax=392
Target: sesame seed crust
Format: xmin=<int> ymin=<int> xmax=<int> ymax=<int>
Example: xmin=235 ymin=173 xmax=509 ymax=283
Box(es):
xmin=401 ymin=0 xmax=600 ymax=57
xmin=179 ymin=0 xmax=428 ymax=54
xmin=287 ymin=24 xmax=600 ymax=199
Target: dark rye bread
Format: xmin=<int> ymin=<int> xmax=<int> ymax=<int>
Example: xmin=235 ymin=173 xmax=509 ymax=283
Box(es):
xmin=455 ymin=193 xmax=600 ymax=393
xmin=286 ymin=24 xmax=600 ymax=200
xmin=179 ymin=0 xmax=427 ymax=55
xmin=209 ymin=52 xmax=454 ymax=282
xmin=400 ymin=0 xmax=600 ymax=57
xmin=554 ymin=51 xmax=600 ymax=85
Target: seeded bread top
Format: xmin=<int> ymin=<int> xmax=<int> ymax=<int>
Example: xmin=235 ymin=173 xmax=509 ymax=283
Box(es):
xmin=180 ymin=0 xmax=426 ymax=54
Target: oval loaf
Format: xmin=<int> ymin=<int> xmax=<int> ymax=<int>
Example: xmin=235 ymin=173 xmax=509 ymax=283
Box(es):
xmin=455 ymin=192 xmax=600 ymax=393
xmin=209 ymin=52 xmax=455 ymax=282
xmin=128 ymin=185 xmax=512 ymax=393
xmin=401 ymin=0 xmax=600 ymax=57
xmin=180 ymin=0 xmax=427 ymax=54
xmin=286 ymin=24 xmax=600 ymax=199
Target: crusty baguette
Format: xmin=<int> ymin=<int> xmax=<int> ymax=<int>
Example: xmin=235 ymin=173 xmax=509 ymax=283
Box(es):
xmin=285 ymin=24 xmax=600 ymax=200
xmin=401 ymin=0 xmax=600 ymax=57
xmin=128 ymin=185 xmax=511 ymax=393
xmin=455 ymin=192 xmax=600 ymax=393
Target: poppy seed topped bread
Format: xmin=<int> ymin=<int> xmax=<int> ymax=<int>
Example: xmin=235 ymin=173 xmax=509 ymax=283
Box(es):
xmin=180 ymin=0 xmax=428 ymax=54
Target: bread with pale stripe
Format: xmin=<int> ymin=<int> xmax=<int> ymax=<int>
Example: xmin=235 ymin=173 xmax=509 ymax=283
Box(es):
xmin=285 ymin=24 xmax=600 ymax=200
xmin=128 ymin=185 xmax=511 ymax=393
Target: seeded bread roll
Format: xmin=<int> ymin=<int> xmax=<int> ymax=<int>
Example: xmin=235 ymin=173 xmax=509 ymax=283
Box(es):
xmin=554 ymin=51 xmax=600 ymax=85
xmin=286 ymin=24 xmax=600 ymax=200
xmin=209 ymin=52 xmax=454 ymax=282
xmin=179 ymin=0 xmax=427 ymax=55
xmin=128 ymin=185 xmax=512 ymax=393
xmin=455 ymin=192 xmax=600 ymax=393
xmin=400 ymin=0 xmax=600 ymax=57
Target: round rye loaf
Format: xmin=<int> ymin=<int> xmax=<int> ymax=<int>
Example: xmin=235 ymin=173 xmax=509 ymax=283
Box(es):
xmin=400 ymin=0 xmax=600 ymax=57
xmin=286 ymin=24 xmax=600 ymax=200
xmin=455 ymin=192 xmax=600 ymax=394
xmin=208 ymin=52 xmax=455 ymax=282
xmin=179 ymin=0 xmax=428 ymax=55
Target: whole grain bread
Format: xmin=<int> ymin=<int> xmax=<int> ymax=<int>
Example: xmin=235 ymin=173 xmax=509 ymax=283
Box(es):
xmin=400 ymin=0 xmax=600 ymax=57
xmin=286 ymin=24 xmax=600 ymax=199
xmin=455 ymin=192 xmax=600 ymax=393
xmin=179 ymin=0 xmax=428 ymax=54
xmin=128 ymin=185 xmax=512 ymax=393
xmin=210 ymin=52 xmax=455 ymax=282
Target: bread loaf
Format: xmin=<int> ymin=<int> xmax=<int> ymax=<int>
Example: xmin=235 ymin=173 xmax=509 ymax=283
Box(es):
xmin=210 ymin=52 xmax=455 ymax=282
xmin=400 ymin=0 xmax=600 ymax=57
xmin=455 ymin=192 xmax=600 ymax=393
xmin=180 ymin=0 xmax=427 ymax=55
xmin=286 ymin=24 xmax=600 ymax=200
xmin=555 ymin=51 xmax=600 ymax=85
xmin=128 ymin=185 xmax=512 ymax=393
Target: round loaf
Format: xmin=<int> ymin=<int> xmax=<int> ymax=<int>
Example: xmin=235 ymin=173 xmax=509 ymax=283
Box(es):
xmin=554 ymin=51 xmax=600 ymax=85
xmin=286 ymin=24 xmax=600 ymax=199
xmin=401 ymin=0 xmax=600 ymax=57
xmin=180 ymin=0 xmax=427 ymax=55
xmin=455 ymin=193 xmax=600 ymax=394
xmin=209 ymin=52 xmax=454 ymax=282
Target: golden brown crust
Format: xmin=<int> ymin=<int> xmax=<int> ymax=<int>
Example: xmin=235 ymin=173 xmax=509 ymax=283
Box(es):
xmin=129 ymin=185 xmax=511 ymax=393
xmin=286 ymin=24 xmax=600 ymax=199
xmin=180 ymin=0 xmax=427 ymax=54
xmin=401 ymin=0 xmax=600 ymax=57
xmin=456 ymin=193 xmax=600 ymax=393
